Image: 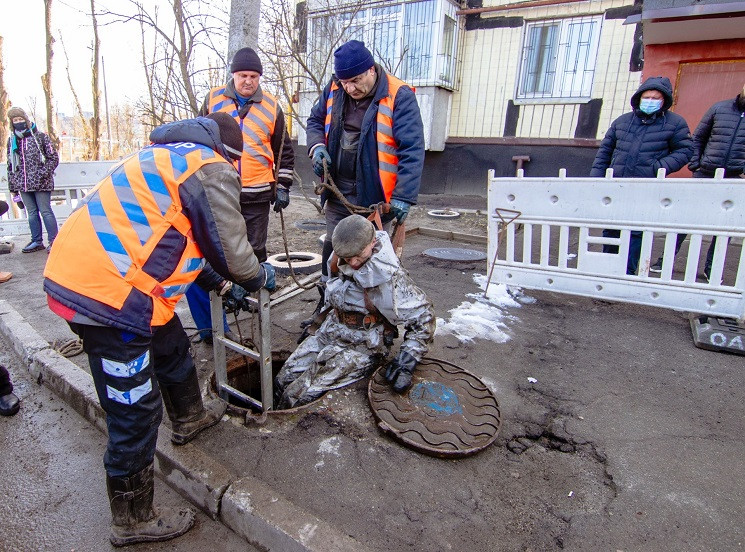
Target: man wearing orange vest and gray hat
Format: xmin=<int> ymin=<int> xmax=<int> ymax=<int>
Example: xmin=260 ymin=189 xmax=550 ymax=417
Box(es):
xmin=43 ymin=113 xmax=275 ymax=547
xmin=305 ymin=39 xmax=425 ymax=324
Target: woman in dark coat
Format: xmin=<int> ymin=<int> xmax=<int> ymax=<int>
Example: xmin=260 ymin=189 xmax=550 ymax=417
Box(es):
xmin=591 ymin=76 xmax=693 ymax=274
xmin=6 ymin=106 xmax=60 ymax=253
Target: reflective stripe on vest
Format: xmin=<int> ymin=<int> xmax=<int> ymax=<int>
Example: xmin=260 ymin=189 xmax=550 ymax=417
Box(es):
xmin=45 ymin=143 xmax=221 ymax=327
xmin=323 ymin=74 xmax=412 ymax=202
xmin=207 ymin=86 xmax=277 ymax=187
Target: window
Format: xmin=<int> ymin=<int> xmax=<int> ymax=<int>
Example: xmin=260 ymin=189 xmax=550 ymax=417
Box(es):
xmin=517 ymin=15 xmax=602 ymax=102
xmin=308 ymin=0 xmax=459 ymax=90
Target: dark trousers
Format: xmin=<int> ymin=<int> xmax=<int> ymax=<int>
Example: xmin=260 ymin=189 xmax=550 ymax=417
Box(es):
xmin=185 ymin=285 xmax=229 ymax=340
xmin=0 ymin=364 xmax=13 ymax=396
xmin=239 ymin=190 xmax=272 ymax=263
xmin=69 ymin=316 xmax=195 ymax=477
xmin=602 ymin=229 xmax=642 ymax=275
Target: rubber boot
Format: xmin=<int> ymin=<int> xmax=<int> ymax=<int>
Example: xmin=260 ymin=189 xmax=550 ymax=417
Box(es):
xmin=160 ymin=371 xmax=227 ymax=445
xmin=107 ymin=463 xmax=195 ymax=547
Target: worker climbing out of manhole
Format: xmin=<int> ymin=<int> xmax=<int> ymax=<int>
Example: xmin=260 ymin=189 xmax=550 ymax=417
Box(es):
xmin=42 ymin=113 xmax=276 ymax=548
xmin=275 ymin=214 xmax=435 ymax=409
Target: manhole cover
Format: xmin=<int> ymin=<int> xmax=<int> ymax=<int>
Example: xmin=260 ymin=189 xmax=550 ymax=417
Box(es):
xmin=422 ymin=248 xmax=487 ymax=262
xmin=295 ymin=219 xmax=327 ymax=231
xmin=368 ymin=358 xmax=502 ymax=458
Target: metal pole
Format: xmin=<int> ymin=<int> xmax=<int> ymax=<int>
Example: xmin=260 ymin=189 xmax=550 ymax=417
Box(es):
xmin=101 ymin=56 xmax=112 ymax=157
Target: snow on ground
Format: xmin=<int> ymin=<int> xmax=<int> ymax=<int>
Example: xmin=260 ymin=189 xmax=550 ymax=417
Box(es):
xmin=434 ymin=274 xmax=533 ymax=343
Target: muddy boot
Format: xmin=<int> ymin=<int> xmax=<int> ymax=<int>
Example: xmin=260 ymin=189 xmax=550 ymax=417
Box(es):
xmin=107 ymin=463 xmax=195 ymax=547
xmin=160 ymin=371 xmax=227 ymax=445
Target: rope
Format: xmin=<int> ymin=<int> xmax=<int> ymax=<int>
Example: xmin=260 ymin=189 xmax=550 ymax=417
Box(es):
xmin=53 ymin=338 xmax=84 ymax=358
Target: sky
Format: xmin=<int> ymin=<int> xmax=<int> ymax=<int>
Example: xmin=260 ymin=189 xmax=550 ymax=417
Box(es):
xmin=1 ymin=1 xmax=158 ymax=120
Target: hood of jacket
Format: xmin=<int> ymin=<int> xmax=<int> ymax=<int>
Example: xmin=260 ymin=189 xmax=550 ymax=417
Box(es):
xmin=149 ymin=117 xmax=232 ymax=161
xmin=630 ymin=76 xmax=674 ymax=111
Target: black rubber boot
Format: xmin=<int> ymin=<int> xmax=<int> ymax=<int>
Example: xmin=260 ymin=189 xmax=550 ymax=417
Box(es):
xmin=107 ymin=463 xmax=195 ymax=547
xmin=160 ymin=371 xmax=227 ymax=445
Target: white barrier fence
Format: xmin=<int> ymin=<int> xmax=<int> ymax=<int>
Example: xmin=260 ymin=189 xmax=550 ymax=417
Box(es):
xmin=488 ymin=169 xmax=745 ymax=320
xmin=0 ymin=161 xmax=116 ymax=236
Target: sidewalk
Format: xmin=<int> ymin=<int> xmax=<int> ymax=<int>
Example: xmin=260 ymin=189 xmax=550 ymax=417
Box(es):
xmin=2 ymin=194 xmax=745 ymax=551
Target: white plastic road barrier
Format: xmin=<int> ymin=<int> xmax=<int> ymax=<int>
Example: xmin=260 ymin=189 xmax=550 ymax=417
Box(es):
xmin=487 ymin=168 xmax=745 ymax=320
xmin=1 ymin=161 xmax=116 ymax=235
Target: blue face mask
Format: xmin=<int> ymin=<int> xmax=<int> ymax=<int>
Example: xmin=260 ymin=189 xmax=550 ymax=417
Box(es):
xmin=639 ymin=98 xmax=663 ymax=115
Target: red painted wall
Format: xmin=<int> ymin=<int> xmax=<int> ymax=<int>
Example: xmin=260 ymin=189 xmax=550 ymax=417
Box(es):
xmin=644 ymin=39 xmax=745 ymax=88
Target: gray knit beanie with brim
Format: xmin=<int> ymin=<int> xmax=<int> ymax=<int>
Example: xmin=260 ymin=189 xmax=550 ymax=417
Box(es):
xmin=332 ymin=215 xmax=376 ymax=258
xmin=8 ymin=107 xmax=31 ymax=128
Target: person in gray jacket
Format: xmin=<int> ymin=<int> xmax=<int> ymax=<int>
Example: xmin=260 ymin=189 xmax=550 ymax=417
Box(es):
xmin=275 ymin=215 xmax=435 ymax=409
xmin=591 ymin=76 xmax=693 ymax=274
xmin=687 ymin=82 xmax=745 ymax=281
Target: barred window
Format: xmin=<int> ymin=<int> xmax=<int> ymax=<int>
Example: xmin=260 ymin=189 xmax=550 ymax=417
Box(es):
xmin=517 ymin=15 xmax=602 ymax=102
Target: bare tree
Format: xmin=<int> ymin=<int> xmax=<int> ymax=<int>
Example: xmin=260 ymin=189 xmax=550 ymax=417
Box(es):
xmin=60 ymin=37 xmax=93 ymax=160
xmin=0 ymin=36 xmax=9 ymax=162
xmin=258 ymin=0 xmax=365 ymax=133
xmin=42 ymin=0 xmax=60 ymax=150
xmin=90 ymin=0 xmax=102 ymax=160
xmin=101 ymin=0 xmax=229 ymax=125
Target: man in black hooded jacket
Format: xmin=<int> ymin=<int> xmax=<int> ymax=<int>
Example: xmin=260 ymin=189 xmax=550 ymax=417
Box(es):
xmin=687 ymin=82 xmax=745 ymax=281
xmin=591 ymin=76 xmax=693 ymax=274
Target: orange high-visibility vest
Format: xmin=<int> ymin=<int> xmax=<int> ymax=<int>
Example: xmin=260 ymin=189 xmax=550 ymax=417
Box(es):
xmin=44 ymin=143 xmax=224 ymax=328
xmin=324 ymin=74 xmax=412 ymax=202
xmin=206 ymin=86 xmax=277 ymax=188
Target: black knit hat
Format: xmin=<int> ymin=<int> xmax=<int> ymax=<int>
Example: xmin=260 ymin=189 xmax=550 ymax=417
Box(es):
xmin=334 ymin=40 xmax=374 ymax=80
xmin=230 ymin=47 xmax=263 ymax=75
xmin=205 ymin=112 xmax=243 ymax=161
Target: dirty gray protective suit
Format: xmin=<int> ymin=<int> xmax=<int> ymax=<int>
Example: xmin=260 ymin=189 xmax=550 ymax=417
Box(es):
xmin=276 ymin=231 xmax=435 ymax=409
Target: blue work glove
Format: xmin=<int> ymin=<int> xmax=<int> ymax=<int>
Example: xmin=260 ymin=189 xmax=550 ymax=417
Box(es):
xmin=223 ymin=283 xmax=250 ymax=313
xmin=384 ymin=350 xmax=417 ymax=393
xmin=261 ymin=262 xmax=276 ymax=291
xmin=389 ymin=199 xmax=411 ymax=224
xmin=273 ymin=185 xmax=290 ymax=212
xmin=312 ymin=145 xmax=332 ymax=178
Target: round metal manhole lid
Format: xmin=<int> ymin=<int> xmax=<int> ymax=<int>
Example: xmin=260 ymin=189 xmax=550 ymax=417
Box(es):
xmin=295 ymin=219 xmax=327 ymax=231
xmin=422 ymin=247 xmax=487 ymax=262
xmin=368 ymin=358 xmax=502 ymax=458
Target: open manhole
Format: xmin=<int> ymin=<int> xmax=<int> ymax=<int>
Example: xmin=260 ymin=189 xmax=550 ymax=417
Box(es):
xmin=266 ymin=251 xmax=323 ymax=275
xmin=427 ymin=209 xmax=460 ymax=219
xmin=295 ymin=219 xmax=327 ymax=231
xmin=422 ymin=247 xmax=487 ymax=262
xmin=368 ymin=357 xmax=502 ymax=458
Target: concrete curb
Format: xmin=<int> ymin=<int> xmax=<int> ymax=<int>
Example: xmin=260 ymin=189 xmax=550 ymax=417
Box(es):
xmin=0 ymin=299 xmax=369 ymax=551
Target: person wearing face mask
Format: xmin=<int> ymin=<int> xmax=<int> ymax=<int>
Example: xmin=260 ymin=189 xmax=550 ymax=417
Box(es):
xmin=6 ymin=107 xmax=60 ymax=253
xmin=590 ymin=76 xmax=693 ymax=275
xmin=274 ymin=214 xmax=435 ymax=409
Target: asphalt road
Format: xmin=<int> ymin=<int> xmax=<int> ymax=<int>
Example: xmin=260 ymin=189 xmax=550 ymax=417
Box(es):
xmin=0 ymin=336 xmax=257 ymax=552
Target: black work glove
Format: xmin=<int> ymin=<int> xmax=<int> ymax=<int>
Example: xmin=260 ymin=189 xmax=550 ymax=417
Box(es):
xmin=222 ymin=282 xmax=250 ymax=313
xmin=384 ymin=350 xmax=417 ymax=393
xmin=312 ymin=145 xmax=331 ymax=178
xmin=273 ymin=185 xmax=290 ymax=212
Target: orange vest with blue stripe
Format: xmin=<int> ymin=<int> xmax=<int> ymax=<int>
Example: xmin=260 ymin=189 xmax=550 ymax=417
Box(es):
xmin=44 ymin=143 xmax=224 ymax=328
xmin=206 ymin=86 xmax=277 ymax=188
xmin=324 ymin=74 xmax=411 ymax=202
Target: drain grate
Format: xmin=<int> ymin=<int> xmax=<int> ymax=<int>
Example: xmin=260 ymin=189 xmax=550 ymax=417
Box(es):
xmin=368 ymin=357 xmax=502 ymax=458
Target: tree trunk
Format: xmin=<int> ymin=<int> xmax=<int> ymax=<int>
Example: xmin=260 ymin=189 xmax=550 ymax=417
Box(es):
xmin=0 ymin=36 xmax=9 ymax=162
xmin=228 ymin=0 xmax=261 ymax=64
xmin=42 ymin=0 xmax=60 ymax=150
xmin=90 ymin=0 xmax=102 ymax=160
